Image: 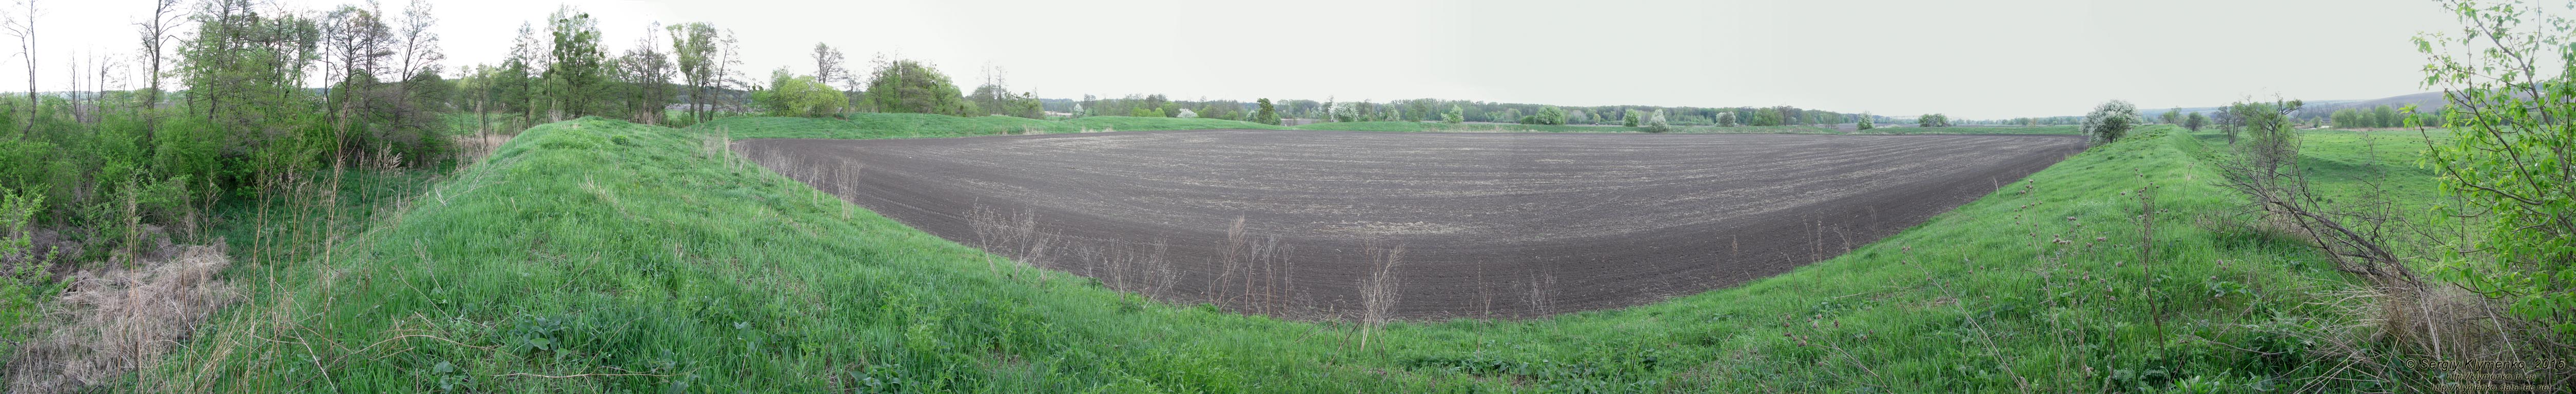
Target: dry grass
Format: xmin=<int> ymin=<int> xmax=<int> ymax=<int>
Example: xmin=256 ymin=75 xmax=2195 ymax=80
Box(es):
xmin=6 ymin=245 xmax=235 ymax=394
xmin=1357 ymin=244 xmax=1402 ymax=351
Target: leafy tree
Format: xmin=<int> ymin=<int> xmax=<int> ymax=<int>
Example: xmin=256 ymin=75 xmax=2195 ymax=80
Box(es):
xmin=1753 ymin=108 xmax=1784 ymax=126
xmin=2232 ymin=99 xmax=2302 ymax=169
xmin=1255 ymin=98 xmax=1281 ymax=125
xmin=2160 ymin=107 xmax=2182 ymax=124
xmin=2080 ymin=100 xmax=2142 ymax=143
xmin=179 ymin=0 xmax=325 ymax=175
xmin=504 ymin=22 xmax=546 ymax=123
xmin=541 ymin=6 xmax=608 ymax=119
xmin=1441 ymin=104 xmax=1462 ymax=124
xmin=1714 ymin=111 xmax=1736 ymax=127
xmin=862 ymin=58 xmax=974 ymax=116
xmin=1856 ymin=113 xmax=1874 ymax=131
xmin=1533 ymin=105 xmax=1566 ymax=125
xmin=617 ymin=24 xmax=673 ymax=124
xmin=668 ymin=22 xmax=720 ymax=123
xmin=756 ymin=69 xmax=844 ymax=117
xmin=2418 ymin=0 xmax=2576 ymax=336
xmin=2184 ymin=112 xmax=2207 ymax=131
xmin=1175 ymin=108 xmax=1197 ymax=118
xmin=1623 ymin=109 xmax=1642 ymax=127
xmin=1916 ymin=113 xmax=1950 ymax=128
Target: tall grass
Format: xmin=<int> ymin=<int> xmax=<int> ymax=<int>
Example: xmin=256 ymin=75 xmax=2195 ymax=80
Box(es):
xmin=148 ymin=119 xmax=2427 ymax=392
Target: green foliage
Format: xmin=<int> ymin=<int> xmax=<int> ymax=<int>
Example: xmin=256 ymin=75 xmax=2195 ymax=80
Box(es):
xmin=2228 ymin=100 xmax=2302 ymax=169
xmin=1524 ymin=106 xmax=1567 ymax=126
xmin=756 ymin=70 xmax=846 ymax=117
xmin=1441 ymin=105 xmax=1462 ymax=124
xmin=1916 ymin=113 xmax=1951 ymax=128
xmin=2184 ymin=112 xmax=2207 ymax=131
xmin=2417 ymin=0 xmax=2576 ymax=336
xmin=1752 ymin=108 xmax=1785 ymax=126
xmin=2081 ymin=101 xmax=2141 ymax=143
xmin=1857 ymin=115 xmax=1875 ymax=131
xmin=967 ymin=83 xmax=1044 ymax=119
xmin=863 ymin=58 xmax=975 ymax=116
xmin=0 ymin=187 xmax=49 ymax=360
xmin=1255 ymin=98 xmax=1282 ymax=125
xmin=667 ymin=22 xmax=723 ymax=123
xmin=541 ymin=7 xmax=610 ymax=118
xmin=1622 ymin=109 xmax=1642 ymax=127
xmin=1642 ymin=109 xmax=1672 ymax=133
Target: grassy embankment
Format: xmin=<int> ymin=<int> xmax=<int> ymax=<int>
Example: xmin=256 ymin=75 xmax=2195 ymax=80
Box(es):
xmin=149 ymin=116 xmax=2421 ymax=392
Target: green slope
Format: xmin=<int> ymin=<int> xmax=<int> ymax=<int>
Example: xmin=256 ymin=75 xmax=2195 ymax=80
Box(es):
xmin=159 ymin=118 xmax=2398 ymax=392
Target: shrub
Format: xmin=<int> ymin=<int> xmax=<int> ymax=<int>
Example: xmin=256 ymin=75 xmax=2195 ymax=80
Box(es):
xmin=1534 ymin=106 xmax=1566 ymax=126
xmin=2080 ymin=101 xmax=2142 ymax=143
xmin=2419 ymin=0 xmax=2576 ymax=336
xmin=758 ymin=71 xmax=847 ymax=117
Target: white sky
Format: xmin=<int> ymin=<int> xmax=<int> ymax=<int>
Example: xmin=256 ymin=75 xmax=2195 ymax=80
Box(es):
xmin=4 ymin=0 xmax=2477 ymax=118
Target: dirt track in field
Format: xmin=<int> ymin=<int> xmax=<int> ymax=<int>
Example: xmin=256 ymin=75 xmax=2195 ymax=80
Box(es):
xmin=736 ymin=130 xmax=2086 ymax=320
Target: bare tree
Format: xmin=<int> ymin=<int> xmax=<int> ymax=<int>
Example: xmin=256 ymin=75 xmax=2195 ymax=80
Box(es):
xmin=3 ymin=0 xmax=38 ymax=136
xmin=2214 ymin=97 xmax=2417 ymax=283
xmin=716 ymin=29 xmax=744 ymax=114
xmin=620 ymin=23 xmax=672 ymax=124
xmin=321 ymin=3 xmax=394 ymax=136
xmin=812 ymin=43 xmax=849 ymax=92
xmin=134 ymin=0 xmax=184 ymax=139
xmin=391 ymin=0 xmax=441 ymax=134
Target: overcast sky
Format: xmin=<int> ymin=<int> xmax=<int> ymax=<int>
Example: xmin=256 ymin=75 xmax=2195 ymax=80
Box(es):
xmin=6 ymin=0 xmax=2477 ymax=119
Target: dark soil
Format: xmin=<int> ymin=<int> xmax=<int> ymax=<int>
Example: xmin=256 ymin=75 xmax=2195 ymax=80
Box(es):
xmin=736 ymin=130 xmax=2086 ymax=320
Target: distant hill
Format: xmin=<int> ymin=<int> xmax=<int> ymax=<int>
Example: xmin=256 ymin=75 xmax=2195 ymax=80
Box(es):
xmin=2129 ymin=92 xmax=2451 ymax=121
xmin=2293 ymin=91 xmax=2448 ymax=117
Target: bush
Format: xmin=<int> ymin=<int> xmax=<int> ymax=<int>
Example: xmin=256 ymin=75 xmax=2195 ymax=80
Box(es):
xmin=2419 ymin=0 xmax=2576 ymax=336
xmin=2080 ymin=101 xmax=2141 ymax=143
xmin=1534 ymin=106 xmax=1566 ymax=125
xmin=758 ymin=72 xmax=848 ymax=117
xmin=1642 ymin=109 xmax=1672 ymax=133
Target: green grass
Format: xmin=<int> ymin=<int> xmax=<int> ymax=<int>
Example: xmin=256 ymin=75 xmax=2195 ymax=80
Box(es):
xmin=150 ymin=119 xmax=2409 ymax=392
